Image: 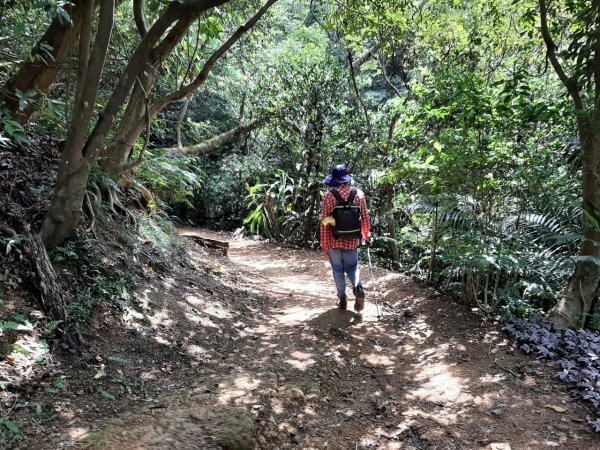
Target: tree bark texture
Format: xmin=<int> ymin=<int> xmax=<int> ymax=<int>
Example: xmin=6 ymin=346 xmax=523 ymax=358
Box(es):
xmin=24 ymin=230 xmax=68 ymax=324
xmin=172 ymin=119 xmax=265 ymax=155
xmin=538 ymin=0 xmax=600 ymax=327
xmin=41 ymin=0 xmax=113 ymax=247
xmin=385 ymin=183 xmax=400 ymax=262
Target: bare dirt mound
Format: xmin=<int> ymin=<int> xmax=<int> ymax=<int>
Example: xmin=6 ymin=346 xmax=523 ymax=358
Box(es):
xmin=5 ymin=228 xmax=599 ymax=449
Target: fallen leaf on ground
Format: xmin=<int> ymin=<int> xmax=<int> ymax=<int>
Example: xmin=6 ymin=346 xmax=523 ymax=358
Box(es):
xmin=543 ymin=404 xmax=566 ymax=413
xmin=489 ymin=444 xmax=511 ymax=450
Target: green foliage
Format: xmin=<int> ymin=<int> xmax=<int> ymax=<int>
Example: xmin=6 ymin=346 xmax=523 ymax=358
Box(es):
xmin=0 ymin=417 xmax=23 ymax=443
xmin=243 ymin=183 xmax=271 ymax=238
xmin=47 ymin=377 xmax=67 ymax=394
xmin=66 ymin=290 xmax=96 ymax=325
xmin=0 ymin=110 xmax=28 ymax=145
xmin=99 ymin=389 xmax=116 ymax=401
xmin=50 ymin=238 xmax=134 ymax=325
xmin=137 ymin=216 xmax=179 ymax=251
xmin=34 ymin=404 xmax=57 ymax=423
xmin=139 ymin=152 xmax=205 ymax=209
xmin=46 ymin=320 xmax=62 ymax=333
xmin=48 ymin=244 xmax=79 ymax=262
xmin=0 ymin=322 xmax=20 ymax=331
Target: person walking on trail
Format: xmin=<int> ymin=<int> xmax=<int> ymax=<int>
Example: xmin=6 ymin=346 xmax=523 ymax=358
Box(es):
xmin=320 ymin=164 xmax=371 ymax=312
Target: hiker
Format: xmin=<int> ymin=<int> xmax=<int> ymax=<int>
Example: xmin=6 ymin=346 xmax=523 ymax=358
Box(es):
xmin=320 ymin=164 xmax=371 ymax=312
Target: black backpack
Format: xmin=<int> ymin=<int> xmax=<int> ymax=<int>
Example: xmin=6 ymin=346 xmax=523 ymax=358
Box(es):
xmin=330 ymin=188 xmax=361 ymax=240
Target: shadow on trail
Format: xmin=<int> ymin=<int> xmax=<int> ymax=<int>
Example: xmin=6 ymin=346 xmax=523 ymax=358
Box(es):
xmin=22 ymin=230 xmax=598 ymax=450
xmin=309 ymin=308 xmax=363 ymax=330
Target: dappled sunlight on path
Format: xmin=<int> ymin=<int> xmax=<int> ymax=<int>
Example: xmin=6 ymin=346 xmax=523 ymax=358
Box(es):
xmin=36 ymin=228 xmax=598 ymax=450
xmin=217 ymin=236 xmax=598 ymax=449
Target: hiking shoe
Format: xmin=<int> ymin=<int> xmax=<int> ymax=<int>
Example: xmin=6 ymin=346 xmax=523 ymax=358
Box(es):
xmin=353 ymin=284 xmax=365 ymax=312
xmin=338 ymin=295 xmax=347 ymax=310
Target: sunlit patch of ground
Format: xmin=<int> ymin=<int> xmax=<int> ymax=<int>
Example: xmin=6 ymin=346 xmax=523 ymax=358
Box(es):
xmin=285 ymin=350 xmax=316 ymax=371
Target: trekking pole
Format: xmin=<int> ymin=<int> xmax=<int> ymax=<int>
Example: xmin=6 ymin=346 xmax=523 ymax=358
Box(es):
xmin=366 ymin=245 xmax=382 ymax=320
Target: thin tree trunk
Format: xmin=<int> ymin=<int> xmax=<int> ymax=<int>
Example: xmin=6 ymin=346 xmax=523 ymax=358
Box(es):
xmin=133 ymin=0 xmax=149 ymax=37
xmin=176 ymin=95 xmax=193 ymax=150
xmin=385 ymin=183 xmax=399 ymax=263
xmin=428 ymin=202 xmax=438 ymax=280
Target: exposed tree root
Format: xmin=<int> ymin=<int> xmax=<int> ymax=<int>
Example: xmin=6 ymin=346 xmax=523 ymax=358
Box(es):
xmin=118 ymin=177 xmax=154 ymax=206
xmin=83 ymin=191 xmax=98 ymax=238
xmin=20 ymin=226 xmax=85 ymax=351
xmin=83 ymin=178 xmax=139 ymax=231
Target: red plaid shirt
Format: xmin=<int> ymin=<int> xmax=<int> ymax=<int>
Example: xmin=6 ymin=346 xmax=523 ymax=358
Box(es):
xmin=320 ymin=184 xmax=371 ymax=252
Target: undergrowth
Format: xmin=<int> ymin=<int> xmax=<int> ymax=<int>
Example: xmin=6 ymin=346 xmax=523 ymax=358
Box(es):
xmin=503 ymin=316 xmax=600 ymax=432
xmin=49 ymin=238 xmax=135 ymax=326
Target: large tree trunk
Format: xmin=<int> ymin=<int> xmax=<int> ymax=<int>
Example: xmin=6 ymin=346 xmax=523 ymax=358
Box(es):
xmin=538 ymin=0 xmax=600 ymax=328
xmin=41 ymin=0 xmax=115 ymax=248
xmin=552 ymin=128 xmax=600 ymax=328
xmin=40 ymin=158 xmax=90 ymax=248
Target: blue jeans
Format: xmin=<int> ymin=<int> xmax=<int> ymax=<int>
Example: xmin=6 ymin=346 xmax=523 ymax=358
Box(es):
xmin=329 ymin=248 xmax=360 ymax=299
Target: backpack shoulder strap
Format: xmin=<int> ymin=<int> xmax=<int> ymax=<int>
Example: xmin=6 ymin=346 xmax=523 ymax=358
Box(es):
xmin=329 ymin=188 xmax=347 ymax=206
xmin=347 ymin=188 xmax=358 ymax=205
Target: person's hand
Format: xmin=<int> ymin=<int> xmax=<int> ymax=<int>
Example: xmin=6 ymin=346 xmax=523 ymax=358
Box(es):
xmin=322 ymin=216 xmax=336 ymax=227
xmin=323 ymin=249 xmax=330 ymax=261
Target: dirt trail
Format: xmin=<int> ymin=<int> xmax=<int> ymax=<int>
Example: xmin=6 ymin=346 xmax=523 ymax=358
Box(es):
xmin=176 ymin=230 xmax=598 ymax=449
xmin=14 ymin=229 xmax=600 ymax=449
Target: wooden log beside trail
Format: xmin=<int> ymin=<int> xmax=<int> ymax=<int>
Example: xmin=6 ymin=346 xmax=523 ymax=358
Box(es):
xmin=180 ymin=232 xmax=229 ymax=256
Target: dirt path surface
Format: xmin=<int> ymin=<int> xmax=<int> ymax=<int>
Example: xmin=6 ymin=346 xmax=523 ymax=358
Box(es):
xmin=13 ymin=229 xmax=599 ymax=449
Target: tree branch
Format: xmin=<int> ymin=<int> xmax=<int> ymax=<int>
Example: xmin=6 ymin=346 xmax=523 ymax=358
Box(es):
xmin=149 ymin=0 xmax=279 ymax=117
xmin=377 ymin=51 xmax=403 ymax=97
xmin=352 ymin=44 xmax=381 ymax=70
xmin=538 ymin=0 xmax=584 ymax=111
xmin=133 ymin=0 xmax=149 ymax=37
xmin=81 ymin=0 xmax=114 ymax=119
xmin=163 ymin=118 xmax=267 ymax=155
xmin=82 ymin=0 xmax=230 ymax=161
xmin=346 ymin=48 xmax=383 ymax=155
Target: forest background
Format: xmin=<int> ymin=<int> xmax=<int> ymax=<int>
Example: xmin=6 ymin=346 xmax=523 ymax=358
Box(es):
xmin=1 ymin=0 xmax=599 ymax=338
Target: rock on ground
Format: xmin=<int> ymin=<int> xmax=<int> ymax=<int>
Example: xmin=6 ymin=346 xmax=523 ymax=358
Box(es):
xmin=86 ymin=406 xmax=255 ymax=450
